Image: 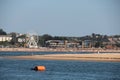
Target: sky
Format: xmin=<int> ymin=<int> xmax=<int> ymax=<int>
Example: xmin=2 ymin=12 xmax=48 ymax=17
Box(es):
xmin=0 ymin=0 xmax=120 ymax=36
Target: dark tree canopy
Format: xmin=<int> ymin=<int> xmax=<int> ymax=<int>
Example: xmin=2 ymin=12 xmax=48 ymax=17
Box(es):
xmin=0 ymin=29 xmax=7 ymax=35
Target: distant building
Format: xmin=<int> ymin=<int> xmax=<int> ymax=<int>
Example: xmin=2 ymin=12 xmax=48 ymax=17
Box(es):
xmin=46 ymin=40 xmax=65 ymax=48
xmin=0 ymin=35 xmax=12 ymax=42
xmin=82 ymin=40 xmax=92 ymax=48
xmin=18 ymin=38 xmax=26 ymax=43
xmin=46 ymin=40 xmax=82 ymax=48
xmin=66 ymin=41 xmax=80 ymax=48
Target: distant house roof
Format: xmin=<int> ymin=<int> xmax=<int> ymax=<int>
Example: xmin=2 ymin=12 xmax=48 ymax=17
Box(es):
xmin=46 ymin=40 xmax=64 ymax=43
xmin=0 ymin=35 xmax=12 ymax=37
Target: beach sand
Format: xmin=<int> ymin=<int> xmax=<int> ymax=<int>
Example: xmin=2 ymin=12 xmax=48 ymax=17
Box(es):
xmin=3 ymin=53 xmax=120 ymax=62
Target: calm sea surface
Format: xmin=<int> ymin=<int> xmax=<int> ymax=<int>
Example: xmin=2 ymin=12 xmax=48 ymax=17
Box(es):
xmin=0 ymin=52 xmax=120 ymax=80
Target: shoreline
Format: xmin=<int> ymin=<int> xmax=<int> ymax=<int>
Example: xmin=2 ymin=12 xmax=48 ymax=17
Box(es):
xmin=0 ymin=48 xmax=120 ymax=53
xmin=2 ymin=53 xmax=120 ymax=62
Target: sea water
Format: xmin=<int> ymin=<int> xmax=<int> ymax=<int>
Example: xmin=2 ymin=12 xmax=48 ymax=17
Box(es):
xmin=0 ymin=52 xmax=120 ymax=80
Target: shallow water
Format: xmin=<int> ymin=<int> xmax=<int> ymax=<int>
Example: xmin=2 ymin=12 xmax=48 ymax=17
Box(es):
xmin=0 ymin=51 xmax=93 ymax=56
xmin=0 ymin=52 xmax=120 ymax=80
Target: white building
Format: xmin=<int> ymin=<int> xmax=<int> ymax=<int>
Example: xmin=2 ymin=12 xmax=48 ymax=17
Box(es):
xmin=18 ymin=38 xmax=26 ymax=42
xmin=0 ymin=35 xmax=12 ymax=42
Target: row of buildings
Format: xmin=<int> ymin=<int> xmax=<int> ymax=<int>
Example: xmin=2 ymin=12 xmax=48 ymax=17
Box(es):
xmin=45 ymin=40 xmax=91 ymax=48
xmin=0 ymin=33 xmax=120 ymax=49
xmin=0 ymin=35 xmax=12 ymax=42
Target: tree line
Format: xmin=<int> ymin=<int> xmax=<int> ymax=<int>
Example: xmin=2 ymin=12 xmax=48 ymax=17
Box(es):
xmin=0 ymin=28 xmax=120 ymax=48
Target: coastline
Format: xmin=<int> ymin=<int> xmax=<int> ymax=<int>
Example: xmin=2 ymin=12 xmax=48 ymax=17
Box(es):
xmin=0 ymin=48 xmax=120 ymax=53
xmin=2 ymin=53 xmax=120 ymax=62
xmin=1 ymin=48 xmax=120 ymax=62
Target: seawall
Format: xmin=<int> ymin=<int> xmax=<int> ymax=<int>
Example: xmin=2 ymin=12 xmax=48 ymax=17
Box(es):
xmin=0 ymin=48 xmax=120 ymax=53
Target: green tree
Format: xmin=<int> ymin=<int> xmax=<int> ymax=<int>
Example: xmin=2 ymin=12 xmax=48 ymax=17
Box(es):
xmin=53 ymin=36 xmax=67 ymax=40
xmin=116 ymin=43 xmax=120 ymax=47
xmin=10 ymin=32 xmax=17 ymax=45
xmin=38 ymin=34 xmax=53 ymax=47
xmin=0 ymin=41 xmax=10 ymax=46
xmin=95 ymin=41 xmax=102 ymax=48
xmin=0 ymin=28 xmax=7 ymax=35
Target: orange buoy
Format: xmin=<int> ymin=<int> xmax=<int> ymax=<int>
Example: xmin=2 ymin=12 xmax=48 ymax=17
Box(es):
xmin=34 ymin=66 xmax=46 ymax=71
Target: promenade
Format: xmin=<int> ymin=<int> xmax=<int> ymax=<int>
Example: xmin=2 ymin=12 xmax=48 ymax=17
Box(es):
xmin=0 ymin=48 xmax=120 ymax=53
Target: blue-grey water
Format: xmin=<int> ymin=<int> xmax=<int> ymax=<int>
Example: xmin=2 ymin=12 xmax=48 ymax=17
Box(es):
xmin=0 ymin=52 xmax=120 ymax=80
xmin=0 ymin=51 xmax=93 ymax=56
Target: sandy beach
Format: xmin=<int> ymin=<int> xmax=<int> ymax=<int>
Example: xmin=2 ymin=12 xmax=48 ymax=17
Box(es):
xmin=3 ymin=53 xmax=120 ymax=62
xmin=1 ymin=48 xmax=120 ymax=62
